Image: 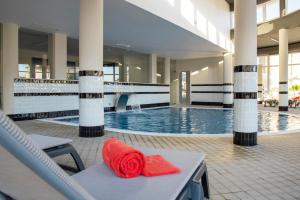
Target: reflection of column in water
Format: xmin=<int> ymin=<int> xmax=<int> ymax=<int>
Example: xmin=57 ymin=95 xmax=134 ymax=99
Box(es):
xmin=180 ymin=107 xmax=191 ymax=134
xmin=278 ymin=114 xmax=288 ymax=130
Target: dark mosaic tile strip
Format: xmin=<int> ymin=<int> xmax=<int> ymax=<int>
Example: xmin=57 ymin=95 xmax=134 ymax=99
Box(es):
xmin=279 ymin=81 xmax=288 ymax=84
xmin=79 ymin=70 xmax=103 ymax=77
xmin=279 ymin=91 xmax=288 ymax=94
xmin=234 ymin=65 xmax=257 ymax=72
xmin=279 ymin=106 xmax=288 ymax=111
xmin=234 ymin=92 xmax=257 ymax=99
xmin=8 ymin=110 xmax=79 ymax=121
xmin=223 ymin=104 xmax=233 ymax=108
xmin=223 ymin=83 xmax=234 ymax=86
xmin=191 ymin=102 xmax=223 ymax=106
xmin=79 ymin=125 xmax=105 ymax=137
xmin=14 ymin=78 xmax=78 ymax=84
xmin=233 ymin=131 xmax=257 ymax=146
xmin=191 ymin=84 xmax=224 ymax=86
xmin=79 ymin=93 xmax=104 ymax=99
xmin=14 ymin=93 xmax=78 ymax=97
xmin=192 ymin=91 xmax=233 ymax=94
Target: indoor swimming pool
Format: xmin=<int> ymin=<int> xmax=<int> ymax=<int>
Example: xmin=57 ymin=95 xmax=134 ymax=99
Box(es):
xmin=53 ymin=107 xmax=300 ymax=135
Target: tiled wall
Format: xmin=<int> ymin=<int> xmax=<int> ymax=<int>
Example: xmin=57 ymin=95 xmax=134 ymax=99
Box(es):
xmin=191 ymin=84 xmax=224 ymax=106
xmin=13 ymin=78 xmax=170 ymax=117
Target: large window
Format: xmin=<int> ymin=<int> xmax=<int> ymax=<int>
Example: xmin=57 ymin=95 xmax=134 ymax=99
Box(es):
xmin=265 ymin=0 xmax=280 ymax=21
xmin=286 ymin=0 xmax=300 ymax=14
xmin=230 ymin=0 xmax=280 ymax=29
xmin=66 ymin=61 xmax=79 ymax=80
xmin=103 ymin=63 xmax=120 ymax=82
xmin=258 ymin=52 xmax=300 ymax=99
xmin=18 ymin=64 xmax=30 ymax=78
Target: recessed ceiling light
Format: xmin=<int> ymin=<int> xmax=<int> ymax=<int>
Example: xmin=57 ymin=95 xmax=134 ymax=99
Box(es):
xmin=270 ymin=37 xmax=279 ymax=43
xmin=156 ymin=73 xmax=162 ymax=77
xmin=191 ymin=70 xmax=199 ymax=76
xmin=115 ymin=43 xmax=131 ymax=48
xmin=201 ymin=67 xmax=209 ymax=71
xmin=136 ymin=66 xmax=141 ymax=70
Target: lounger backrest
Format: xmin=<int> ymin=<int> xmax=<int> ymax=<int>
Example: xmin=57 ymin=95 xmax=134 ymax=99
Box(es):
xmin=0 ymin=111 xmax=96 ymax=200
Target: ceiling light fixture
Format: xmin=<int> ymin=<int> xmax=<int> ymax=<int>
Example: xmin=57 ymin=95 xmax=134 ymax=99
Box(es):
xmin=201 ymin=67 xmax=209 ymax=71
xmin=156 ymin=73 xmax=162 ymax=77
xmin=191 ymin=70 xmax=199 ymax=76
xmin=136 ymin=66 xmax=141 ymax=70
xmin=270 ymin=37 xmax=279 ymax=43
xmin=219 ymin=61 xmax=224 ymax=65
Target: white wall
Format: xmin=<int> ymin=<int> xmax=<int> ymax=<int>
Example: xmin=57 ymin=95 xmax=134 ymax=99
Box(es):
xmin=126 ymin=0 xmax=231 ymax=51
xmin=13 ymin=80 xmax=170 ymax=114
xmin=172 ymin=57 xmax=224 ymax=104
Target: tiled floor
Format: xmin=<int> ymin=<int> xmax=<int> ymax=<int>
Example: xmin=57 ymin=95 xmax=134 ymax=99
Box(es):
xmin=16 ymin=118 xmax=300 ymax=200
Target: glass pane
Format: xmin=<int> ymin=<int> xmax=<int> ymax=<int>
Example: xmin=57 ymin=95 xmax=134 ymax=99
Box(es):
xmin=269 ymin=55 xmax=279 ymax=66
xmin=19 ymin=64 xmax=30 ymax=72
xmin=19 ymin=72 xmax=30 ymax=79
xmin=266 ymin=0 xmax=280 ymax=21
xmin=115 ymin=75 xmax=119 ymax=82
xmin=257 ymin=5 xmax=264 ymax=23
xmin=103 ymin=67 xmax=114 ymax=74
xmin=35 ymin=65 xmax=42 ymax=73
xmin=104 ymin=75 xmax=114 ymax=82
xmin=115 ymin=67 xmax=119 ymax=74
xmin=230 ymin=12 xmax=234 ymax=29
xmin=292 ymin=52 xmax=300 ymax=64
xmin=269 ymin=66 xmax=279 ymax=98
xmin=35 ymin=72 xmax=42 ymax=79
xmin=287 ymin=0 xmax=300 ymax=13
xmin=46 ymin=65 xmax=51 ymax=73
xmin=68 ymin=68 xmax=75 ymax=73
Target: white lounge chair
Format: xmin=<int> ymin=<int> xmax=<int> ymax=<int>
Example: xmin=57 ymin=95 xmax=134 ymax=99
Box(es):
xmin=0 ymin=111 xmax=209 ymax=200
xmin=29 ymin=134 xmax=85 ymax=172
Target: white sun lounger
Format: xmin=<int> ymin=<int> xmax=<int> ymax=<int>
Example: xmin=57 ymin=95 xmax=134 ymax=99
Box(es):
xmin=0 ymin=111 xmax=209 ymax=200
xmin=29 ymin=134 xmax=85 ymax=172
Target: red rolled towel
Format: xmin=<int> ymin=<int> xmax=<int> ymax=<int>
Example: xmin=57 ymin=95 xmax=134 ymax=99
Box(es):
xmin=102 ymin=138 xmax=181 ymax=178
xmin=142 ymin=155 xmax=181 ymax=177
xmin=102 ymin=138 xmax=145 ymax=178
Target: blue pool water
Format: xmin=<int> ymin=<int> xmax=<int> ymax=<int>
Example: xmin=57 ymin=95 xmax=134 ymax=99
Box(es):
xmin=54 ymin=107 xmax=300 ymax=135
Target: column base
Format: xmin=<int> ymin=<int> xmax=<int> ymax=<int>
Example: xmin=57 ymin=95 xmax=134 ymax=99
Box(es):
xmin=279 ymin=106 xmax=288 ymax=112
xmin=223 ymin=104 xmax=233 ymax=108
xmin=79 ymin=125 xmax=105 ymax=137
xmin=233 ymin=131 xmax=257 ymax=146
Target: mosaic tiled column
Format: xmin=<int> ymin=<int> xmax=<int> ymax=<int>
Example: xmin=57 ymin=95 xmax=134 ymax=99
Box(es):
xmin=233 ymin=0 xmax=257 ymax=146
xmin=79 ymin=0 xmax=104 ymax=137
xmin=279 ymin=29 xmax=289 ymax=112
xmin=223 ymin=53 xmax=234 ymax=108
xmin=258 ymin=65 xmax=263 ymax=104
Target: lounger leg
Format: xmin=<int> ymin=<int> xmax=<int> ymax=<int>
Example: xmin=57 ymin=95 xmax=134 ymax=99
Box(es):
xmin=45 ymin=144 xmax=85 ymax=172
xmin=201 ymin=163 xmax=210 ymax=199
xmin=68 ymin=145 xmax=85 ymax=171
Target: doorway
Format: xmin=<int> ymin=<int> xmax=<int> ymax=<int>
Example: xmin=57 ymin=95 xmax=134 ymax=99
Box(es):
xmin=179 ymin=71 xmax=190 ymax=105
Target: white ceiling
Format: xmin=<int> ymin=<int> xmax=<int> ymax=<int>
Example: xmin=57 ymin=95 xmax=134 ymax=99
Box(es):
xmin=0 ymin=0 xmax=225 ymax=59
xmin=258 ymin=27 xmax=300 ymax=48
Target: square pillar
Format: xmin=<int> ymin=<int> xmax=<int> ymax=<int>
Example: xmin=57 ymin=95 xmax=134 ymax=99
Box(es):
xmin=164 ymin=57 xmax=171 ymax=84
xmin=223 ymin=53 xmax=234 ymax=108
xmin=149 ymin=54 xmax=157 ymax=83
xmin=49 ymin=32 xmax=67 ymax=80
xmin=0 ymin=23 xmax=19 ymax=114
